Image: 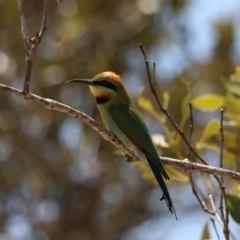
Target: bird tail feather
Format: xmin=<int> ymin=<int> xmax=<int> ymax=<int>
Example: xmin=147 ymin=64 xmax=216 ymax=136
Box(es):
xmin=148 ymin=160 xmax=178 ymax=220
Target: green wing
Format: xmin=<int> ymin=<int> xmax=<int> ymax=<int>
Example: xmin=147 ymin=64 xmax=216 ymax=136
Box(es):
xmin=109 ymin=104 xmax=176 ymax=216
xmin=109 ymin=103 xmax=169 ymax=179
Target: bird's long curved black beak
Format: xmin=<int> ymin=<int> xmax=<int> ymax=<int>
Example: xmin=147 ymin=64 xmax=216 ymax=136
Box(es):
xmin=66 ymin=79 xmax=96 ymax=86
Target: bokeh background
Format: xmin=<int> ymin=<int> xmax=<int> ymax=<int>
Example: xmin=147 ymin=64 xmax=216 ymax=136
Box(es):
xmin=0 ymin=0 xmax=240 ymax=239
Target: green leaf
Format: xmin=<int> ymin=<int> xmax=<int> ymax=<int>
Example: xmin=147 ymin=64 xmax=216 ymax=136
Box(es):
xmin=201 ymin=222 xmax=210 ymax=240
xmin=175 ymin=94 xmax=191 ymax=146
xmin=222 ymin=79 xmax=240 ymax=97
xmin=137 ymin=95 xmax=162 ymax=123
xmin=225 ymin=93 xmax=240 ymax=116
xmin=165 ymin=165 xmax=189 ymax=182
xmin=199 ymin=119 xmax=220 ymax=147
xmin=134 ymin=161 xmax=189 ymax=183
xmin=226 ymin=194 xmax=240 ymax=224
xmin=221 ymin=148 xmax=236 ymax=167
xmin=223 ymin=131 xmax=238 ymax=150
xmin=196 ymin=143 xmax=235 ymax=167
xmin=191 ymin=94 xmax=225 ymax=111
xmin=198 ymin=121 xmax=238 ymax=150
xmin=138 ymin=95 xmax=174 ymax=144
xmin=236 ymin=66 xmax=240 ymax=82
xmin=180 ymin=94 xmax=190 ymax=129
xmin=232 ymin=183 xmax=240 ymax=195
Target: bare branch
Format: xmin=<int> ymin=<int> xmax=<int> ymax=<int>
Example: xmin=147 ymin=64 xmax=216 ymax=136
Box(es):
xmin=222 ymin=190 xmax=230 ymax=240
xmin=16 ymin=0 xmax=28 ymax=52
xmin=186 ymin=103 xmax=216 ymax=224
xmin=220 ymin=109 xmax=224 ymax=170
xmin=139 ymin=44 xmax=227 ymax=203
xmin=160 ymin=158 xmax=240 ymax=180
xmin=187 ymin=103 xmax=193 ymax=159
xmin=139 ymin=43 xmax=209 ymax=166
xmin=152 ymin=62 xmax=156 ymax=88
xmin=187 ymin=103 xmax=222 ymax=239
xmin=187 ymin=102 xmax=209 ymax=215
xmin=190 ymin=174 xmax=214 ymax=214
xmin=0 ymin=83 xmax=240 ymax=182
xmin=219 ymin=109 xmax=225 ymax=220
xmin=218 ymin=109 xmax=230 ymax=240
xmin=0 ymin=83 xmax=138 ymax=162
xmin=39 ymin=0 xmax=48 ymax=39
xmin=16 ymin=0 xmax=49 ymax=94
xmin=139 ymin=45 xmax=237 ymax=239
xmin=208 ymin=193 xmax=222 ymax=239
xmin=210 ymin=216 xmax=221 ymax=240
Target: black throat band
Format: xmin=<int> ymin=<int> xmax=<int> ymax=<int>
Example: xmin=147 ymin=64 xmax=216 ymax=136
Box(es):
xmin=96 ymin=97 xmax=110 ymax=104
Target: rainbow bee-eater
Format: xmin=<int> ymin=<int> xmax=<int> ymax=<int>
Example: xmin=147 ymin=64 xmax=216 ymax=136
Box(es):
xmin=66 ymin=72 xmax=176 ymax=218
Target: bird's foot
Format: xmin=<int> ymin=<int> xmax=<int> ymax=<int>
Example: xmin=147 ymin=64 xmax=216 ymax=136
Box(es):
xmin=125 ymin=154 xmax=132 ymax=163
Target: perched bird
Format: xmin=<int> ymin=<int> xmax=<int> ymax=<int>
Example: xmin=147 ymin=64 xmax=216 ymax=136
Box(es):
xmin=66 ymin=72 xmax=176 ymax=218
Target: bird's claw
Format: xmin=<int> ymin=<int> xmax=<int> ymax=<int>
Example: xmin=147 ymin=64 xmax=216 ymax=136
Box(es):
xmin=125 ymin=154 xmax=132 ymax=163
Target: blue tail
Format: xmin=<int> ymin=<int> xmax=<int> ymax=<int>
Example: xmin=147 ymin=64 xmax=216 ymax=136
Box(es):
xmin=148 ymin=160 xmax=177 ymax=220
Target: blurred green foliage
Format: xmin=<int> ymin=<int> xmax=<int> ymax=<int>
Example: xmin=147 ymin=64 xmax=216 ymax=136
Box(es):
xmin=201 ymin=222 xmax=210 ymax=240
xmin=0 ymin=0 xmax=240 ymax=239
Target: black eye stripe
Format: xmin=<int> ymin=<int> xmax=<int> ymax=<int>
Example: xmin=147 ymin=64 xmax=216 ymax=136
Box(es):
xmin=98 ymin=80 xmax=117 ymax=92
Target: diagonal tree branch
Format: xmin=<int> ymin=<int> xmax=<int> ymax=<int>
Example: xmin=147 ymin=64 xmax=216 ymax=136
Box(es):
xmin=139 ymin=43 xmax=209 ymax=165
xmin=1 ymin=83 xmax=240 ymax=182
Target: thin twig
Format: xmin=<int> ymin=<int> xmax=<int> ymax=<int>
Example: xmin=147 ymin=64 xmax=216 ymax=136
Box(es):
xmin=190 ymin=174 xmax=214 ymax=214
xmin=187 ymin=103 xmax=213 ymax=216
xmin=187 ymin=103 xmax=206 ymax=212
xmin=219 ymin=109 xmax=230 ymax=240
xmin=188 ymin=104 xmax=221 ymax=238
xmin=16 ymin=0 xmax=29 ymax=53
xmin=219 ymin=109 xmax=224 ymax=171
xmin=187 ymin=103 xmax=193 ymax=159
xmin=16 ymin=0 xmax=49 ymax=93
xmin=139 ymin=43 xmax=208 ymax=165
xmin=210 ymin=216 xmax=221 ymax=240
xmin=208 ymin=193 xmax=222 ymax=239
xmin=139 ymin=44 xmax=234 ymax=239
xmin=219 ymin=108 xmax=225 ymax=220
xmin=139 ymin=43 xmax=225 ymax=188
xmin=222 ymin=190 xmax=230 ymax=240
xmin=152 ymin=62 xmax=156 ymax=88
xmin=39 ymin=0 xmax=48 ymax=39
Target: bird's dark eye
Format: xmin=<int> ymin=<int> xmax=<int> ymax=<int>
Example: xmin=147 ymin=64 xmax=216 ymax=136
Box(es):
xmin=98 ymin=80 xmax=117 ymax=92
